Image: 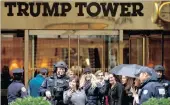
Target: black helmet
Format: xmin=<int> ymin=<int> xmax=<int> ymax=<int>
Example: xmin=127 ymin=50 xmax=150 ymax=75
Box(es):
xmin=53 ymin=61 xmax=68 ymax=73
xmin=153 ymin=65 xmax=165 ymax=71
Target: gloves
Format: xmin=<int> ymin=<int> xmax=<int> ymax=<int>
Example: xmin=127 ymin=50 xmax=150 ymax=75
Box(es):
xmin=45 ymin=90 xmax=51 ymax=98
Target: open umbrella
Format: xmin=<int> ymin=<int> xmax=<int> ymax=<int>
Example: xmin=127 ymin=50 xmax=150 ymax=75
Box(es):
xmin=109 ymin=64 xmax=143 ymax=78
xmin=110 ymin=64 xmax=158 ymax=78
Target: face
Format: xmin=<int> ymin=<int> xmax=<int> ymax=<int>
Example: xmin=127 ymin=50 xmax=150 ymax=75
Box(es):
xmin=134 ymin=78 xmax=140 ymax=87
xmin=105 ymin=72 xmax=109 ymax=77
xmin=97 ymin=72 xmax=104 ymax=82
xmin=57 ymin=68 xmax=65 ymax=76
xmin=122 ymin=76 xmax=127 ymax=85
xmin=138 ymin=72 xmax=149 ymax=83
xmin=85 ymin=72 xmax=91 ymax=81
xmin=109 ymin=74 xmax=116 ymax=84
xmin=69 ymin=71 xmax=74 ymax=78
xmin=155 ymin=70 xmax=163 ymax=78
xmin=42 ymin=73 xmax=47 ymax=78
xmin=69 ymin=79 xmax=77 ymax=89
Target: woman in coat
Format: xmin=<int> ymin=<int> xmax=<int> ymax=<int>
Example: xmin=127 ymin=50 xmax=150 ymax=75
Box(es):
xmin=121 ymin=76 xmax=134 ymax=105
xmin=79 ymin=67 xmax=104 ymax=105
xmin=63 ymin=76 xmax=86 ymax=105
xmin=104 ymin=73 xmax=124 ymax=105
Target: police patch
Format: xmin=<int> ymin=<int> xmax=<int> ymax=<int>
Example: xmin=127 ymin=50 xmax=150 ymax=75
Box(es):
xmin=158 ymin=88 xmax=165 ymax=95
xmin=143 ymin=90 xmax=148 ymax=95
xmin=21 ymin=87 xmax=26 ymax=92
xmin=163 ymin=83 xmax=168 ymax=87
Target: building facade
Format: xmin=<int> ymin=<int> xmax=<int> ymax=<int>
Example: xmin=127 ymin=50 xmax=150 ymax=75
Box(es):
xmin=1 ymin=1 xmax=170 ymax=87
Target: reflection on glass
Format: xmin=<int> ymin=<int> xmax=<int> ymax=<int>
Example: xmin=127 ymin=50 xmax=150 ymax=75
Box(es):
xmin=70 ymin=35 xmax=78 ymax=68
xmin=105 ymin=35 xmax=119 ymax=70
xmin=1 ymin=35 xmax=24 ymax=71
xmin=79 ymin=35 xmax=103 ymax=70
xmin=148 ymin=35 xmax=162 ymax=65
xmin=29 ymin=34 xmax=120 ymax=74
xmin=34 ymin=35 xmax=69 ymax=68
xmin=164 ymin=35 xmax=170 ymax=80
xmin=130 ymin=36 xmax=143 ymax=65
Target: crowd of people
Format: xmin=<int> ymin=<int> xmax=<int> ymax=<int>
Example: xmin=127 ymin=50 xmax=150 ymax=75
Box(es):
xmin=5 ymin=61 xmax=170 ymax=105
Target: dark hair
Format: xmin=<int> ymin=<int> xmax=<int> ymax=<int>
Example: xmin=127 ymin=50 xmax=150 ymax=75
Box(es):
xmin=69 ymin=76 xmax=79 ymax=89
xmin=112 ymin=73 xmax=121 ymax=83
xmin=2 ymin=65 xmax=10 ymax=78
xmin=123 ymin=77 xmax=135 ymax=92
xmin=13 ymin=73 xmax=23 ymax=80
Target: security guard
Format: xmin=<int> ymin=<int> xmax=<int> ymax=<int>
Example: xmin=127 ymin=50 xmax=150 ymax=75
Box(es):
xmin=28 ymin=68 xmax=48 ymax=97
xmin=154 ymin=65 xmax=170 ymax=97
xmin=135 ymin=67 xmax=166 ymax=105
xmin=7 ymin=68 xmax=27 ymax=103
xmin=39 ymin=61 xmax=69 ymax=105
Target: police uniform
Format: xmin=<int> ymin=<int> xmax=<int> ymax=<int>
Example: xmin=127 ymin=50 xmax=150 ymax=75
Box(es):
xmin=28 ymin=68 xmax=48 ymax=97
xmin=136 ymin=67 xmax=166 ymax=105
xmin=7 ymin=68 xmax=27 ymax=103
xmin=160 ymin=79 xmax=170 ymax=97
xmin=39 ymin=61 xmax=69 ymax=105
xmin=154 ymin=65 xmax=170 ymax=97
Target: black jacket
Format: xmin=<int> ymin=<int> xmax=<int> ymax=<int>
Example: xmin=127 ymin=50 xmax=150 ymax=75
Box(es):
xmin=97 ymin=82 xmax=108 ymax=105
xmin=84 ymin=81 xmax=105 ymax=105
xmin=107 ymin=82 xmax=124 ymax=105
xmin=39 ymin=75 xmax=69 ymax=105
xmin=122 ymin=85 xmax=133 ymax=105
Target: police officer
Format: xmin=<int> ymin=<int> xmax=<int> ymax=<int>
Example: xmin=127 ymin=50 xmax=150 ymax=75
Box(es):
xmin=135 ymin=67 xmax=166 ymax=105
xmin=153 ymin=65 xmax=170 ymax=97
xmin=7 ymin=68 xmax=27 ymax=103
xmin=39 ymin=61 xmax=69 ymax=105
xmin=28 ymin=68 xmax=48 ymax=97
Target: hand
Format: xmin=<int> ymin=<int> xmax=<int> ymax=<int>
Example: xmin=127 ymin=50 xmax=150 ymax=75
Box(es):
xmin=130 ymin=87 xmax=137 ymax=96
xmin=104 ymin=75 xmax=109 ymax=80
xmin=45 ymin=90 xmax=51 ymax=98
xmin=67 ymin=89 xmax=73 ymax=97
xmin=80 ymin=83 xmax=85 ymax=89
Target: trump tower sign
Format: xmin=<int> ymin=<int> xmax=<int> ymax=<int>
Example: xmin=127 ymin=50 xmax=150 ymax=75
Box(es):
xmin=1 ymin=1 xmax=162 ymax=29
xmin=4 ymin=2 xmax=144 ymax=17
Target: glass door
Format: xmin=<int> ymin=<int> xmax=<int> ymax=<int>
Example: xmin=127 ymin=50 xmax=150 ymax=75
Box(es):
xmin=28 ymin=30 xmax=120 ymax=77
xmin=146 ymin=34 xmax=162 ymax=66
xmin=129 ymin=35 xmax=145 ymax=65
xmin=1 ymin=32 xmax=24 ymax=105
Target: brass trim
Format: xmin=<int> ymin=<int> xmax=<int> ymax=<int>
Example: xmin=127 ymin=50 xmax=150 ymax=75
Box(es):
xmin=151 ymin=2 xmax=159 ymax=23
xmin=158 ymin=2 xmax=170 ymax=22
xmin=78 ymin=35 xmax=80 ymax=76
xmin=24 ymin=30 xmax=29 ymax=88
xmin=143 ymin=37 xmax=145 ymax=66
xmin=68 ymin=35 xmax=70 ymax=68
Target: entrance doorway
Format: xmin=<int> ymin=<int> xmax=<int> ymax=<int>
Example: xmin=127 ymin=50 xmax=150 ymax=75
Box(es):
xmin=128 ymin=31 xmax=170 ymax=80
xmin=28 ymin=30 xmax=120 ymax=77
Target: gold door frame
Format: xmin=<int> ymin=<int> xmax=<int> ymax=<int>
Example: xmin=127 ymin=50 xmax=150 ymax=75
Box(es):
xmin=129 ymin=35 xmax=146 ymax=66
xmin=27 ymin=30 xmax=120 ymax=85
